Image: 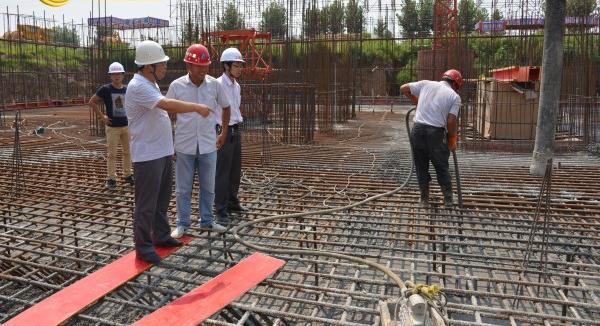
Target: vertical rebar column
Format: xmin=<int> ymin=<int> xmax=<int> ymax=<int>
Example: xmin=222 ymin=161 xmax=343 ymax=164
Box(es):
xmin=260 ymin=82 xmax=271 ymax=165
xmin=0 ymin=108 xmax=4 ymax=128
xmin=10 ymin=110 xmax=24 ymax=197
xmin=530 ymin=0 xmax=566 ymax=176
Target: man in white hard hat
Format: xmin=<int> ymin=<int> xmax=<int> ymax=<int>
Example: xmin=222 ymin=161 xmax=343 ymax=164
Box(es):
xmin=168 ymin=44 xmax=230 ymax=239
xmin=215 ymin=47 xmax=246 ymax=225
xmin=125 ymin=40 xmax=213 ymax=265
xmin=89 ymin=62 xmax=133 ymax=190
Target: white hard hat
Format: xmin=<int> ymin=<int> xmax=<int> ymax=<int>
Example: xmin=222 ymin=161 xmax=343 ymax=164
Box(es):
xmin=108 ymin=62 xmax=125 ymax=74
xmin=220 ymin=47 xmax=245 ymax=63
xmin=134 ymin=40 xmax=169 ymax=66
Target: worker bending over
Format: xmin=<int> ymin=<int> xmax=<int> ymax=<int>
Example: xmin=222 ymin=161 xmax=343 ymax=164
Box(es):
xmin=400 ymin=69 xmax=463 ymax=207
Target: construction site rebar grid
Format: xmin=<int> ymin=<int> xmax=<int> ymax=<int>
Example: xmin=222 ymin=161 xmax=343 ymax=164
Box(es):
xmin=1 ymin=106 xmax=599 ymax=325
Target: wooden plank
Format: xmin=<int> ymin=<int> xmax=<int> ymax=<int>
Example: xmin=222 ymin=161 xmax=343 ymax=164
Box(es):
xmin=133 ymin=252 xmax=285 ymax=326
xmin=4 ymin=236 xmax=193 ymax=326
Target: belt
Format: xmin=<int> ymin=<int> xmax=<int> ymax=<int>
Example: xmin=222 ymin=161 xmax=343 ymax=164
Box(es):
xmin=414 ymin=122 xmax=445 ymax=130
xmin=216 ymin=123 xmax=240 ymax=130
xmin=216 ymin=123 xmax=241 ymax=134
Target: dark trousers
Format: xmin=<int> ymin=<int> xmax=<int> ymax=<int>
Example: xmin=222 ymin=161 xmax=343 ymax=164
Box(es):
xmin=410 ymin=123 xmax=452 ymax=196
xmin=133 ymin=155 xmax=173 ymax=254
xmin=215 ymin=127 xmax=242 ymax=217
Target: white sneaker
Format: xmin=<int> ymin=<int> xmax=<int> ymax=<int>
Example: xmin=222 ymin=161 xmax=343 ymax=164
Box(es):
xmin=170 ymin=226 xmax=187 ymax=239
xmin=200 ymin=222 xmax=227 ymax=233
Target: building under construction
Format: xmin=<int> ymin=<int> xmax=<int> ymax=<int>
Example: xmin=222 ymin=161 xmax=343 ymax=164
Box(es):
xmin=1 ymin=0 xmax=599 ymax=325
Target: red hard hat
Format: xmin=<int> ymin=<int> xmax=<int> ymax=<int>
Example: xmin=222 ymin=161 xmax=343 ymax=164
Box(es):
xmin=183 ymin=44 xmax=211 ymax=66
xmin=442 ymin=69 xmax=464 ymax=89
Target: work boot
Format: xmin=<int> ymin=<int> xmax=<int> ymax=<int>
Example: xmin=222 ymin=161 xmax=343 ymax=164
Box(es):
xmin=216 ymin=211 xmax=230 ymax=226
xmin=136 ymin=251 xmax=161 ymax=265
xmin=124 ymin=174 xmax=134 ymax=186
xmin=155 ymin=237 xmax=183 ymax=247
xmin=443 ymin=192 xmax=454 ymax=208
xmin=227 ymin=203 xmax=247 ymax=213
xmin=419 ymin=186 xmax=429 ymax=207
xmin=105 ymin=179 xmax=117 ymax=190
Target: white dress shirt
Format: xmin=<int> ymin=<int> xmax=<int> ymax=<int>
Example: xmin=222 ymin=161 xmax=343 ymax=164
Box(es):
xmin=167 ymin=74 xmax=230 ymax=155
xmin=216 ymin=73 xmax=243 ymax=126
xmin=125 ymin=73 xmax=173 ymax=162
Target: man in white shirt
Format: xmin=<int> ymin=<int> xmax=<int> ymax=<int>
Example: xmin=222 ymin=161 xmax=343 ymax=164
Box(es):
xmin=125 ymin=40 xmax=212 ymax=265
xmin=168 ymin=44 xmax=231 ymax=238
xmin=215 ymin=47 xmax=246 ymax=225
xmin=400 ymin=69 xmax=463 ymax=207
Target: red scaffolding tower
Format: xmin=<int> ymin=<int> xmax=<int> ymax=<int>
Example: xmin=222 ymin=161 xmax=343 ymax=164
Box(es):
xmin=201 ymin=28 xmax=272 ymax=80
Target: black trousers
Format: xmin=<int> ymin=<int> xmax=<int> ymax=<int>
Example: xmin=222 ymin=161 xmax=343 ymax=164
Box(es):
xmin=133 ymin=155 xmax=173 ymax=254
xmin=215 ymin=126 xmax=242 ymax=217
xmin=410 ymin=123 xmax=452 ymax=196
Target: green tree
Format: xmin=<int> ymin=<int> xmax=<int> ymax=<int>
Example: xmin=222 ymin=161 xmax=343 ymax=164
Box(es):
xmin=458 ymin=0 xmax=488 ymax=33
xmin=397 ymin=0 xmax=419 ymax=37
xmin=218 ymin=3 xmax=245 ymax=31
xmin=303 ymin=4 xmax=321 ymax=37
xmin=491 ymin=8 xmax=503 ymax=20
xmin=418 ymin=0 xmax=434 ymax=36
xmin=260 ymin=2 xmax=287 ymax=39
xmin=345 ymin=0 xmax=363 ymax=34
xmin=94 ymin=25 xmax=113 ymax=46
xmin=319 ymin=5 xmax=330 ymax=34
xmin=52 ymin=26 xmax=80 ymax=46
xmin=566 ymin=0 xmax=597 ymax=16
xmin=325 ymin=0 xmax=345 ymax=34
xmin=374 ymin=18 xmax=392 ymax=38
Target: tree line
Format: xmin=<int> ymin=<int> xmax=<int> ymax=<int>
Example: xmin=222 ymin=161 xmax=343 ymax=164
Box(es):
xmin=209 ymin=0 xmax=597 ymax=40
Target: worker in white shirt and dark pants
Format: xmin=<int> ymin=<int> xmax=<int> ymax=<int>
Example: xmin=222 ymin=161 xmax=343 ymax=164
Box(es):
xmin=400 ymin=69 xmax=463 ymax=207
xmin=215 ymin=48 xmax=247 ymax=225
xmin=125 ymin=41 xmax=213 ymax=265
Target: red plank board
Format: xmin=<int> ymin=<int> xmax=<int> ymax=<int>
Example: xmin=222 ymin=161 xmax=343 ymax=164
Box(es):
xmin=4 ymin=236 xmax=193 ymax=326
xmin=133 ymin=252 xmax=285 ymax=326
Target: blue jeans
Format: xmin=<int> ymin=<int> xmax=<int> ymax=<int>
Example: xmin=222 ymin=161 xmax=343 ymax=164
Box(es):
xmin=175 ymin=149 xmax=217 ymax=228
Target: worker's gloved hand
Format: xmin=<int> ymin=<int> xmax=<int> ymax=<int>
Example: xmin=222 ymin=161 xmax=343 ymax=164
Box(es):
xmin=447 ymin=134 xmax=458 ymax=152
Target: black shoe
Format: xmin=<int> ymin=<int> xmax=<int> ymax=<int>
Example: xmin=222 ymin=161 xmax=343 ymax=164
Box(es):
xmin=227 ymin=204 xmax=247 ymax=213
xmin=136 ymin=251 xmax=161 ymax=265
xmin=443 ymin=192 xmax=454 ymax=208
xmin=216 ymin=212 xmax=230 ymax=226
xmin=105 ymin=179 xmax=117 ymax=190
xmin=444 ymin=198 xmax=454 ymax=208
xmin=124 ymin=174 xmax=134 ymax=186
xmin=155 ymin=238 xmax=183 ymax=247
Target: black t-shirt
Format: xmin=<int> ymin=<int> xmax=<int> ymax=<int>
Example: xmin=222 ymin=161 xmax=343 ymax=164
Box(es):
xmin=95 ymin=84 xmax=128 ymax=127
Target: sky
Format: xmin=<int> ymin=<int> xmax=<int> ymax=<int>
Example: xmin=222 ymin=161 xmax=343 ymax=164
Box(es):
xmin=0 ymin=0 xmax=173 ymax=23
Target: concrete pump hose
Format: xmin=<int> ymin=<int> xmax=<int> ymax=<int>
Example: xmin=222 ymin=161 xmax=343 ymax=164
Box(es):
xmin=232 ymin=107 xmax=418 ymax=293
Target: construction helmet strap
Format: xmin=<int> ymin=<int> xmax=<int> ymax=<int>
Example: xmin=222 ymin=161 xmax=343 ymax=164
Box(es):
xmin=150 ymin=64 xmax=161 ymax=82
